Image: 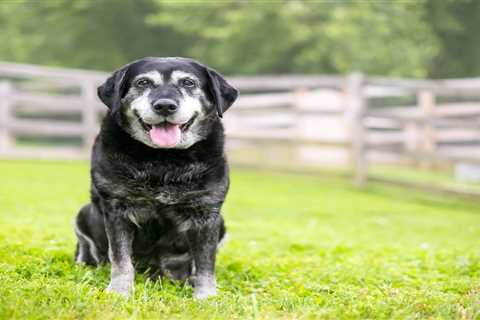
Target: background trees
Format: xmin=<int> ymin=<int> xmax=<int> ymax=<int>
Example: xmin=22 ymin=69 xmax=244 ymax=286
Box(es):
xmin=0 ymin=0 xmax=477 ymax=78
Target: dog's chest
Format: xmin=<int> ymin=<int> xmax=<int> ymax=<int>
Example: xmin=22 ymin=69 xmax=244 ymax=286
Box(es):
xmin=95 ymin=161 xmax=209 ymax=205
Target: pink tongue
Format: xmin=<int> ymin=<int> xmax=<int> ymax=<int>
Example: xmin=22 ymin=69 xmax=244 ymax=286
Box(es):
xmin=149 ymin=124 xmax=181 ymax=148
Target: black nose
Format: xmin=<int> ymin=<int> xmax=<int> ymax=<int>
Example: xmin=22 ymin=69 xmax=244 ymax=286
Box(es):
xmin=152 ymin=99 xmax=178 ymax=116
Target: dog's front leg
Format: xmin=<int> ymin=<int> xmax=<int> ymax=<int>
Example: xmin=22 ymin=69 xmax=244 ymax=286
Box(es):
xmin=187 ymin=213 xmax=221 ymax=300
xmin=104 ymin=213 xmax=135 ymax=297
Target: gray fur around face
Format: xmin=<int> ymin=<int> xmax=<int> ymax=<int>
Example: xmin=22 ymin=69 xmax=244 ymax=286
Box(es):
xmin=74 ymin=57 xmax=238 ymax=299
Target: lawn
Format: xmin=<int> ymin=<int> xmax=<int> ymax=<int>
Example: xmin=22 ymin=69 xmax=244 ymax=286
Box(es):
xmin=1 ymin=160 xmax=480 ymax=319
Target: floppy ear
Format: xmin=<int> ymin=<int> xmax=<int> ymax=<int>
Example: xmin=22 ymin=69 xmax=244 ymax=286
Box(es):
xmin=206 ymin=68 xmax=238 ymax=117
xmin=97 ymin=68 xmax=128 ymax=113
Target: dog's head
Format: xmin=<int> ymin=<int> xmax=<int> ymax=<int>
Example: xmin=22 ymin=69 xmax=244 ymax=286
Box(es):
xmin=97 ymin=57 xmax=238 ymax=149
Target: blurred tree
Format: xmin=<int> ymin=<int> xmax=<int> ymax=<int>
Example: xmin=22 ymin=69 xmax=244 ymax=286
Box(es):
xmin=0 ymin=0 xmax=190 ymax=70
xmin=149 ymin=1 xmax=438 ymax=77
xmin=0 ymin=0 xmax=476 ymax=78
xmin=425 ymin=0 xmax=480 ymax=78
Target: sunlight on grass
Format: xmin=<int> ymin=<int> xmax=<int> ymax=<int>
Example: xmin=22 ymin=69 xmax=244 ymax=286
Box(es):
xmin=370 ymin=165 xmax=480 ymax=193
xmin=1 ymin=160 xmax=480 ymax=319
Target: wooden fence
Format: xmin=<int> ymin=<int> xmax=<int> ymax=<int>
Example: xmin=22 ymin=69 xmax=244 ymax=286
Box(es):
xmin=354 ymin=76 xmax=480 ymax=195
xmin=0 ymin=62 xmax=106 ymax=159
xmin=0 ymin=62 xmax=355 ymax=164
xmin=1 ymin=62 xmax=480 ymax=195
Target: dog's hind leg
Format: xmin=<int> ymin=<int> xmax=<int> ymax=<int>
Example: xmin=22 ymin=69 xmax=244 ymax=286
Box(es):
xmin=75 ymin=229 xmax=98 ymax=265
xmin=74 ymin=203 xmax=108 ymax=266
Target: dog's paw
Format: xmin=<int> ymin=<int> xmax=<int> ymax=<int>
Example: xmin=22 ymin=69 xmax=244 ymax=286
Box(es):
xmin=191 ymin=274 xmax=217 ymax=300
xmin=106 ymin=279 xmax=134 ymax=297
xmin=193 ymin=285 xmax=217 ymax=300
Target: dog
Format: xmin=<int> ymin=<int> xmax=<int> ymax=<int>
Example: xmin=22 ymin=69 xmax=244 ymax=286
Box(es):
xmin=73 ymin=57 xmax=238 ymax=299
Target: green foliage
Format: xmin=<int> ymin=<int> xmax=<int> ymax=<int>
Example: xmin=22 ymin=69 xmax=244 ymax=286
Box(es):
xmin=1 ymin=160 xmax=480 ymax=319
xmin=150 ymin=1 xmax=437 ymax=77
xmin=0 ymin=0 xmax=477 ymax=77
xmin=425 ymin=0 xmax=480 ymax=78
xmin=0 ymin=0 xmax=190 ymax=70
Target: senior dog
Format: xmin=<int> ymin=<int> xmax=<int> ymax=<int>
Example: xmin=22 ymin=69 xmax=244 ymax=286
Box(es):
xmin=74 ymin=57 xmax=238 ymax=299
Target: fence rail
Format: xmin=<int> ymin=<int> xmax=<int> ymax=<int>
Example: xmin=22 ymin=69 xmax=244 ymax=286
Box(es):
xmin=1 ymin=62 xmax=480 ymax=196
xmin=355 ymin=75 xmax=480 ymax=195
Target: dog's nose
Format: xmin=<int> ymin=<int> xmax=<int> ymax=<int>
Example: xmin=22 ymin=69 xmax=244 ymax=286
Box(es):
xmin=152 ymin=99 xmax=178 ymax=116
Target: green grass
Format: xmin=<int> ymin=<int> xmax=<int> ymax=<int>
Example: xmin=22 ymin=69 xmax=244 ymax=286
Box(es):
xmin=370 ymin=165 xmax=480 ymax=193
xmin=1 ymin=160 xmax=480 ymax=319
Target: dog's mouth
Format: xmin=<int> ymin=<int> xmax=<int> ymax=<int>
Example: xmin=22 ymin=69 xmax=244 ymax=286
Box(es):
xmin=134 ymin=111 xmax=198 ymax=148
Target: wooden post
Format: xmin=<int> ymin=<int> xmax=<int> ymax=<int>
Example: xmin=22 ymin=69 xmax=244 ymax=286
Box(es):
xmin=81 ymin=80 xmax=97 ymax=153
xmin=417 ymin=90 xmax=436 ymax=168
xmin=0 ymin=81 xmax=13 ymax=153
xmin=346 ymin=73 xmax=367 ymax=187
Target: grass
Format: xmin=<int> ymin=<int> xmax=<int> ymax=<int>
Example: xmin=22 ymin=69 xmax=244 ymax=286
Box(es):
xmin=1 ymin=160 xmax=480 ymax=319
xmin=370 ymin=165 xmax=480 ymax=194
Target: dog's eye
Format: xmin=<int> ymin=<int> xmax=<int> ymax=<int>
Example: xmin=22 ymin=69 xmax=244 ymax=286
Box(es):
xmin=135 ymin=78 xmax=153 ymax=88
xmin=180 ymin=78 xmax=196 ymax=88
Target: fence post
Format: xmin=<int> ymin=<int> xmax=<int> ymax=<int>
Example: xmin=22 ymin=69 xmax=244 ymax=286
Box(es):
xmin=346 ymin=73 xmax=367 ymax=186
xmin=81 ymin=80 xmax=97 ymax=153
xmin=417 ymin=90 xmax=436 ymax=168
xmin=0 ymin=81 xmax=13 ymax=153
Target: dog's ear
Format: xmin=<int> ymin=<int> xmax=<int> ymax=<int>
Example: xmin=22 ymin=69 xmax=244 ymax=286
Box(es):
xmin=97 ymin=67 xmax=128 ymax=113
xmin=205 ymin=67 xmax=238 ymax=117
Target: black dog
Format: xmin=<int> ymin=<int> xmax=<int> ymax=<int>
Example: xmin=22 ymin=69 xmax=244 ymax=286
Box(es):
xmin=74 ymin=57 xmax=238 ymax=299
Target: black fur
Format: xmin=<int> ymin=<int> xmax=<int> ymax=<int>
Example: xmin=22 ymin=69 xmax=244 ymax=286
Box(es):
xmin=74 ymin=57 xmax=237 ymax=297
